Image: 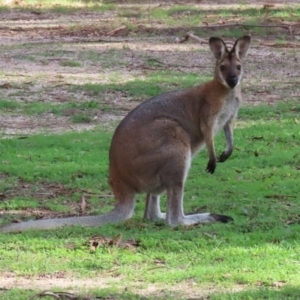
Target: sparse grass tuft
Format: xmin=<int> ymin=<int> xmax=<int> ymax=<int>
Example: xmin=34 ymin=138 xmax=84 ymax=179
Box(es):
xmin=59 ymin=60 xmax=81 ymax=67
xmin=71 ymin=114 xmax=92 ymax=123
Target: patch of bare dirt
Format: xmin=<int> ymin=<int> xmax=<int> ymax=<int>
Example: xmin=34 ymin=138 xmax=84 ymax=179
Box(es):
xmin=0 ymin=3 xmax=299 ymax=136
xmin=0 ymin=113 xmax=119 ymax=136
xmin=0 ymin=272 xmax=246 ymax=299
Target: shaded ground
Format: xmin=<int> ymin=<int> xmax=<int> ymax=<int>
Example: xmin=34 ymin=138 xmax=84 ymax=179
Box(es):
xmin=0 ymin=271 xmax=247 ymax=300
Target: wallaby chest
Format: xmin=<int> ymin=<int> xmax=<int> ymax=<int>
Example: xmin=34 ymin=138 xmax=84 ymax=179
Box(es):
xmin=214 ymin=91 xmax=240 ymax=134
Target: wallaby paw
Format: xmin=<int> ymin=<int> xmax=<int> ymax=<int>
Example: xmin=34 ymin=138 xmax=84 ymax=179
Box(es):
xmin=218 ymin=151 xmax=228 ymax=162
xmin=210 ymin=213 xmax=234 ymax=223
xmin=218 ymin=152 xmax=228 ymax=162
xmin=206 ymin=160 xmax=216 ymax=174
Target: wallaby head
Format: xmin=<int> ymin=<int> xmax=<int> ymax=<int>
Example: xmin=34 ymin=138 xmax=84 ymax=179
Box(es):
xmin=209 ymin=35 xmax=251 ymax=89
xmin=0 ymin=35 xmax=251 ymax=233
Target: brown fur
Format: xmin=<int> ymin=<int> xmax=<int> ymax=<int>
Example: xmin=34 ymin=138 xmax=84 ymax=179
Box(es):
xmin=0 ymin=36 xmax=251 ymax=233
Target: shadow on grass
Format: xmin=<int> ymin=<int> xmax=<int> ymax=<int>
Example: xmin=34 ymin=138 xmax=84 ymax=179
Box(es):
xmin=211 ymin=286 xmax=300 ymax=300
xmin=2 ymin=285 xmax=300 ymax=300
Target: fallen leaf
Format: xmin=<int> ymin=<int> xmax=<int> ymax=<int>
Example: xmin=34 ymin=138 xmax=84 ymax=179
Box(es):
xmin=89 ymin=235 xmax=140 ymax=252
xmin=110 ymin=233 xmax=122 ymax=247
xmin=89 ymin=236 xmax=108 ymax=251
xmin=0 ymin=83 xmax=12 ymax=89
xmin=154 ymin=259 xmax=166 ymax=266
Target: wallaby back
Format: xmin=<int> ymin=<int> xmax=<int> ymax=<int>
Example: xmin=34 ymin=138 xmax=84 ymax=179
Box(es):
xmin=0 ymin=35 xmax=251 ymax=233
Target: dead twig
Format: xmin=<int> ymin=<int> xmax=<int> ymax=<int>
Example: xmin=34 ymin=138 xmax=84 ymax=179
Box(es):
xmin=29 ymin=291 xmax=79 ymax=299
xmin=175 ymin=32 xmax=207 ymax=44
xmin=78 ymin=188 xmax=114 ymax=197
xmin=198 ymin=22 xmax=300 ymax=29
xmin=83 ymin=193 xmax=114 ymax=198
xmin=260 ymin=42 xmax=300 ymax=48
xmin=29 ymin=290 xmax=112 ymax=299
xmin=177 ymin=32 xmax=300 ymax=50
xmin=106 ymin=25 xmax=127 ymax=36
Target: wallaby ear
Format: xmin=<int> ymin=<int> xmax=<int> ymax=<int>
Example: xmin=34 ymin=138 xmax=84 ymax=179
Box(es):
xmin=209 ymin=37 xmax=227 ymax=59
xmin=233 ymin=35 xmax=251 ymax=59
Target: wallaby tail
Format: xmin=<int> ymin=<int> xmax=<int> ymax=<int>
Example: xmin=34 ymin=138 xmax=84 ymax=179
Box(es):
xmin=0 ymin=201 xmax=135 ymax=233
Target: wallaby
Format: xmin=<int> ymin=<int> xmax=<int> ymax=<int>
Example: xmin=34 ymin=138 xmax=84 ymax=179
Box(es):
xmin=0 ymin=35 xmax=251 ymax=233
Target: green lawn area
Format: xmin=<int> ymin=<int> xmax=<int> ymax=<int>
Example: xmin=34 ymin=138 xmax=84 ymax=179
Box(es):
xmin=0 ymin=0 xmax=300 ymax=299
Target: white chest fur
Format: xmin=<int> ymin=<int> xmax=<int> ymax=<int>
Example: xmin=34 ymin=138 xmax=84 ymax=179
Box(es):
xmin=214 ymin=91 xmax=240 ymax=135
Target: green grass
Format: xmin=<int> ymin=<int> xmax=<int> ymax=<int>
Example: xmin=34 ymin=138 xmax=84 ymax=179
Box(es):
xmin=0 ymin=0 xmax=116 ymax=13
xmin=0 ymin=102 xmax=300 ymax=296
xmin=0 ymin=99 xmax=104 ymax=116
xmin=59 ymin=60 xmax=81 ymax=67
xmin=212 ymin=287 xmax=300 ymax=300
xmin=0 ymin=71 xmax=208 ymax=116
xmin=72 ymin=71 xmax=209 ymax=99
xmin=0 ymin=1 xmax=300 ymax=298
xmin=71 ymin=114 xmax=92 ymax=123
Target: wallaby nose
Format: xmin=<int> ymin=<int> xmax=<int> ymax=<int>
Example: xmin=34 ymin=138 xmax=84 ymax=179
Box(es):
xmin=226 ymin=76 xmax=238 ymax=89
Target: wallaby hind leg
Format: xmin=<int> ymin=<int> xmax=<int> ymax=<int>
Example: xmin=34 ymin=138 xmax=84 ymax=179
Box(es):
xmin=166 ymin=185 xmax=233 ymax=226
xmin=109 ymin=182 xmax=136 ymax=221
xmin=144 ymin=194 xmax=166 ymax=222
xmin=163 ymin=148 xmax=233 ymax=226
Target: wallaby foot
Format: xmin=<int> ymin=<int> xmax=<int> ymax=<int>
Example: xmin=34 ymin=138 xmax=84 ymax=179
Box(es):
xmin=218 ymin=151 xmax=232 ymax=163
xmin=206 ymin=159 xmax=217 ymax=174
xmin=166 ymin=185 xmax=233 ymax=226
xmin=144 ymin=194 xmax=166 ymax=221
xmin=210 ymin=213 xmax=234 ymax=223
xmin=167 ymin=212 xmax=233 ymax=227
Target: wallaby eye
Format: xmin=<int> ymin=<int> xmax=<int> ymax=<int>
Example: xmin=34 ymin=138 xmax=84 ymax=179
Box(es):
xmin=237 ymin=65 xmax=241 ymax=71
xmin=220 ymin=65 xmax=226 ymax=72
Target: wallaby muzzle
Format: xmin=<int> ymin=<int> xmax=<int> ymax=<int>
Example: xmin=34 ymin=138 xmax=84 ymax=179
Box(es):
xmin=226 ymin=76 xmax=238 ymax=89
xmin=226 ymin=67 xmax=238 ymax=88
